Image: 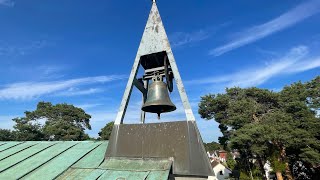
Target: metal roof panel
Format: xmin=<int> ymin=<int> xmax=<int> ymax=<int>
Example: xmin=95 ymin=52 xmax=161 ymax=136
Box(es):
xmin=72 ymin=141 xmax=108 ymax=168
xmin=100 ymin=157 xmax=172 ymax=171
xmin=0 ymin=141 xmax=38 ymax=161
xmin=57 ymin=168 xmax=105 ymax=180
xmin=0 ymin=142 xmax=56 ymax=173
xmin=98 ymin=170 xmax=149 ymax=180
xmin=0 ymin=142 xmax=23 ymax=152
xmin=0 ymin=141 xmax=78 ymax=179
xmin=21 ymin=141 xmax=102 ymax=180
xmin=0 ymin=141 xmax=171 ymax=180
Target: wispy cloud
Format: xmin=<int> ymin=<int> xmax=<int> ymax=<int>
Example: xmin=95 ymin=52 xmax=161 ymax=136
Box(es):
xmin=0 ymin=75 xmax=125 ymax=100
xmin=75 ymin=103 xmax=103 ymax=110
xmin=0 ymin=40 xmax=50 ymax=57
xmin=286 ymin=57 xmax=320 ymax=73
xmin=0 ymin=0 xmax=14 ymax=7
xmin=36 ymin=65 xmax=64 ymax=76
xmin=170 ymin=23 xmax=230 ymax=48
xmin=190 ymin=45 xmax=320 ymax=88
xmin=55 ymin=88 xmax=103 ymax=97
xmin=255 ymin=47 xmax=280 ymax=57
xmin=170 ymin=30 xmax=210 ymax=48
xmin=210 ymin=0 xmax=320 ymax=56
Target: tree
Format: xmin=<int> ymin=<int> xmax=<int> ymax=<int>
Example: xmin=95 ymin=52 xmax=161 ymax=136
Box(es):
xmin=13 ymin=117 xmax=44 ymax=141
xmin=0 ymin=129 xmax=16 ymax=141
xmin=13 ymin=102 xmax=92 ymax=141
xmin=198 ymin=76 xmax=320 ymax=180
xmin=204 ymin=141 xmax=222 ymax=152
xmin=98 ymin=121 xmax=114 ymax=140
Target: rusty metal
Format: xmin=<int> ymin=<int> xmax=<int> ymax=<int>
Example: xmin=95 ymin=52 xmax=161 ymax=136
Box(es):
xmin=105 ymin=121 xmax=214 ymax=176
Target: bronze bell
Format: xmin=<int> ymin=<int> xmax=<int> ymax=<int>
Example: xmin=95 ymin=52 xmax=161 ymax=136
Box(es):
xmin=142 ymin=80 xmax=176 ymax=119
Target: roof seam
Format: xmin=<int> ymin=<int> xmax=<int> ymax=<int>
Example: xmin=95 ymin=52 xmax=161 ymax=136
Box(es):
xmin=95 ymin=170 xmax=106 ymax=180
xmin=0 ymin=142 xmax=57 ymax=173
xmin=52 ymin=142 xmax=103 ymax=179
xmin=0 ymin=142 xmax=24 ymax=152
xmin=74 ymin=142 xmax=105 ymax=168
xmin=19 ymin=142 xmax=80 ymax=179
xmin=0 ymin=142 xmax=38 ymax=161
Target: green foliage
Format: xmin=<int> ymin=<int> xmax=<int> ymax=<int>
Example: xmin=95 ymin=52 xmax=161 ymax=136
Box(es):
xmin=198 ymin=76 xmax=320 ymax=179
xmin=13 ymin=117 xmax=44 ymax=141
xmin=270 ymin=153 xmax=286 ymax=172
xmin=11 ymin=102 xmax=92 ymax=141
xmin=239 ymin=171 xmax=252 ymax=180
xmin=226 ymin=152 xmax=236 ymax=170
xmin=98 ymin=121 xmax=114 ymax=140
xmin=0 ymin=129 xmax=16 ymax=141
xmin=203 ymin=141 xmax=222 ymax=151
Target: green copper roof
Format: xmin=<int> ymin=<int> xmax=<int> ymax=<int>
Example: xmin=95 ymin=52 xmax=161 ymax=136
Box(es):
xmin=0 ymin=141 xmax=171 ymax=180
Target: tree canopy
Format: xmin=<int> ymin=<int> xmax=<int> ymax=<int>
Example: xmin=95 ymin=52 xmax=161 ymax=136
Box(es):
xmin=204 ymin=141 xmax=222 ymax=152
xmin=199 ymin=76 xmax=320 ymax=180
xmin=1 ymin=102 xmax=92 ymax=141
xmin=98 ymin=121 xmax=114 ymax=140
xmin=0 ymin=129 xmax=16 ymax=141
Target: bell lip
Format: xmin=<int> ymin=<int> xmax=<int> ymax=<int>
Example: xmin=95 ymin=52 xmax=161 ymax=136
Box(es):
xmin=141 ymin=104 xmax=176 ymax=113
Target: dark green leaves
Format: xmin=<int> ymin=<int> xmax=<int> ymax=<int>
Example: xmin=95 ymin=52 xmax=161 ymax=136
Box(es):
xmin=98 ymin=121 xmax=114 ymax=140
xmin=198 ymin=76 xmax=320 ymax=178
xmin=1 ymin=102 xmax=92 ymax=141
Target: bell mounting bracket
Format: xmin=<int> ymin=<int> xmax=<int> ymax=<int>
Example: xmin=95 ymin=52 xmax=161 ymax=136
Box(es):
xmin=142 ymin=54 xmax=173 ymax=92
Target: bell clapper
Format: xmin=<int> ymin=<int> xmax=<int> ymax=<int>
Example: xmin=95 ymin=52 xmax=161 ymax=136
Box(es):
xmin=157 ymin=113 xmax=160 ymax=120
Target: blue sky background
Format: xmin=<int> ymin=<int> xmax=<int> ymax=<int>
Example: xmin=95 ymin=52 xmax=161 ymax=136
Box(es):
xmin=0 ymin=0 xmax=319 ymax=142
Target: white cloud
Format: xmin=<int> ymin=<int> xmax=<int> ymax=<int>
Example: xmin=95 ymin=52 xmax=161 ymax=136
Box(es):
xmin=0 ymin=0 xmax=14 ymax=7
xmin=0 ymin=40 xmax=49 ymax=56
xmin=170 ymin=30 xmax=210 ymax=48
xmin=36 ymin=65 xmax=64 ymax=76
xmin=286 ymin=57 xmax=320 ymax=73
xmin=210 ymin=0 xmax=320 ymax=56
xmin=190 ymin=45 xmax=320 ymax=88
xmin=55 ymin=88 xmax=103 ymax=97
xmin=0 ymin=75 xmax=125 ymax=100
xmin=170 ymin=23 xmax=230 ymax=48
xmin=74 ymin=103 xmax=103 ymax=110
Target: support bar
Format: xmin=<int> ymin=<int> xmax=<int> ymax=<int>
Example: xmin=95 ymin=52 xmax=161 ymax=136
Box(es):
xmin=133 ymin=78 xmax=147 ymax=96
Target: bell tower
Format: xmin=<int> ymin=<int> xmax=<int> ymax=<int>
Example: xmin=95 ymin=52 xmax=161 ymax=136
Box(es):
xmin=114 ymin=0 xmax=195 ymax=123
xmin=105 ymin=0 xmax=214 ymax=178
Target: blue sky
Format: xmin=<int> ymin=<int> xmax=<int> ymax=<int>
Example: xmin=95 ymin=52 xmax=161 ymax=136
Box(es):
xmin=0 ymin=0 xmax=320 ymax=142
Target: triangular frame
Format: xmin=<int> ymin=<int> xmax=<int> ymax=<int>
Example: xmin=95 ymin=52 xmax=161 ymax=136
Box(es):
xmin=114 ymin=1 xmax=195 ymax=125
xmin=107 ymin=2 xmax=214 ymax=177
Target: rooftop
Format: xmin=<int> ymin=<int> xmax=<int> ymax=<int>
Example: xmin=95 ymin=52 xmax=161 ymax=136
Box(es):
xmin=0 ymin=141 xmax=171 ymax=180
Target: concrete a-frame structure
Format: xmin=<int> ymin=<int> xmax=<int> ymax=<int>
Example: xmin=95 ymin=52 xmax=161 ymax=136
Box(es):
xmin=106 ymin=1 xmax=214 ymax=178
xmin=114 ymin=0 xmax=195 ymax=125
